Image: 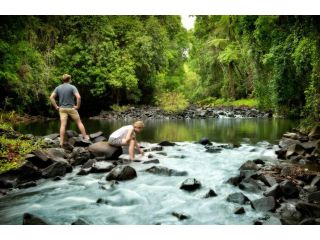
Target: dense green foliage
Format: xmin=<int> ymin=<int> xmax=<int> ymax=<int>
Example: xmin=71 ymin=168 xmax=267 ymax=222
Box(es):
xmin=0 ymin=16 xmax=319 ymax=127
xmin=0 ymin=16 xmax=188 ymax=116
xmin=190 ymin=16 xmax=320 ymax=125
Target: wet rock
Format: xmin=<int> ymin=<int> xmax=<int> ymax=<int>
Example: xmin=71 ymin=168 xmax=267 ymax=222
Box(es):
xmin=239 ymin=178 xmax=263 ymax=193
xmin=26 ymin=150 xmax=53 ymax=168
xmin=226 ymin=176 xmax=243 ymax=186
xmin=262 ymin=216 xmax=282 ymax=225
xmin=77 ymin=168 xmax=91 ymax=176
xmin=82 ymin=159 xmax=96 ymax=169
xmin=96 ymin=198 xmax=109 ymax=204
xmin=276 ymin=202 xmax=302 ymax=224
xmin=259 ymin=174 xmax=277 ymax=187
xmin=145 ymin=166 xmax=187 ymax=176
xmin=205 ymin=146 xmax=222 ymax=153
xmin=171 ymin=212 xmax=190 ymax=220
xmin=74 ymin=137 xmax=91 ymax=147
xmin=143 ymin=159 xmax=160 ymax=164
xmin=43 ymin=133 xmax=59 ymax=140
xmin=275 ymin=149 xmax=287 ymax=159
xmin=253 ymin=159 xmax=265 ymax=165
xmin=89 ymin=131 xmax=104 ymax=139
xmin=156 ymin=152 xmax=167 ymax=156
xmin=239 ymin=170 xmax=258 ymax=180
xmin=45 ymin=148 xmax=67 ymax=159
xmin=234 ymin=207 xmax=245 ymax=214
xmin=296 ymin=202 xmax=320 ymax=218
xmin=299 ymin=218 xmax=320 ymax=225
xmin=310 ymin=175 xmax=320 ymax=188
xmin=263 ymin=184 xmax=280 ymax=198
xmin=23 ymin=213 xmax=48 ymax=225
xmin=251 ymin=196 xmax=276 ymax=212
xmin=286 ymin=143 xmax=305 ymax=158
xmin=66 ymin=130 xmax=78 ymax=138
xmin=308 ymin=191 xmax=320 ymax=203
xmin=158 ymin=141 xmax=176 ymax=146
xmin=303 ymin=185 xmax=318 ymax=193
xmin=278 ymin=138 xmax=300 ymax=149
xmin=198 ymin=138 xmax=212 ymax=145
xmin=42 ymin=161 xmax=71 ymax=178
xmin=90 ymin=161 xmax=114 ymax=173
xmin=53 ymin=176 xmax=62 ymax=181
xmin=239 ymin=160 xmax=259 ymax=171
xmin=180 ymin=178 xmax=201 ymax=192
xmin=106 ymin=165 xmax=137 ymax=181
xmin=88 ymin=142 xmax=123 ymax=160
xmin=226 ymin=192 xmax=250 ymax=205
xmin=203 ymin=189 xmax=217 ymax=198
xmin=18 ymin=181 xmax=37 ymax=189
xmin=71 ymin=218 xmax=89 ymax=225
xmin=70 ymin=147 xmax=91 ymax=166
xmin=279 ymin=180 xmax=300 ymax=198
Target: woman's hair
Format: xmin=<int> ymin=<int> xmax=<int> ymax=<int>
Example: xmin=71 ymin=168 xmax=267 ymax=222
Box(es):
xmin=62 ymin=74 xmax=71 ymax=82
xmin=133 ymin=120 xmax=144 ymax=128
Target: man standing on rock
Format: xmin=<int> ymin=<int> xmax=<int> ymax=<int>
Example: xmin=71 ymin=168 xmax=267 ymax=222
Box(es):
xmin=50 ymin=74 xmax=90 ymax=147
xmin=108 ymin=121 xmax=145 ymax=160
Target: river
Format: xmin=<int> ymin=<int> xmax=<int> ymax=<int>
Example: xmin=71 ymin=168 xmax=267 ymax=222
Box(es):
xmin=0 ymin=118 xmax=298 ymax=224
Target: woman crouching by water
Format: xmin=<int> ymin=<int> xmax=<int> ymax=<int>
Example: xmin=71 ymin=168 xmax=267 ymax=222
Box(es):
xmin=108 ymin=121 xmax=145 ymax=160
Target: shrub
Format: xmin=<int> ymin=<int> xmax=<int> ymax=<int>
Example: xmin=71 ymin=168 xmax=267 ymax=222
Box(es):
xmin=156 ymin=92 xmax=189 ymax=113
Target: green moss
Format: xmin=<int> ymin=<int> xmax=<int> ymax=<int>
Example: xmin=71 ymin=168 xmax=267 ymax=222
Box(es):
xmin=197 ymin=98 xmax=258 ymax=108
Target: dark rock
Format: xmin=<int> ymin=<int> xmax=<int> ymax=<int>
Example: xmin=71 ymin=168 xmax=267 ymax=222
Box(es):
xmin=198 ymin=137 xmax=211 ymax=145
xmin=226 ymin=176 xmax=243 ymax=186
xmin=279 ymin=180 xmax=300 ymax=198
xmin=71 ymin=218 xmax=89 ymax=225
xmin=156 ymin=152 xmax=167 ymax=156
xmin=263 ymin=184 xmax=280 ymax=197
xmin=239 ymin=160 xmax=259 ymax=171
xmin=74 ymin=138 xmax=91 ymax=147
xmin=308 ymin=191 xmax=320 ymax=203
xmin=234 ymin=207 xmax=245 ymax=214
xmin=18 ymin=181 xmax=37 ymax=189
xmin=143 ymin=159 xmax=160 ymax=164
xmin=43 ymin=133 xmax=59 ymax=140
xmin=45 ymin=148 xmax=66 ymax=159
xmin=205 ymin=146 xmax=222 ymax=153
xmin=296 ymin=202 xmax=320 ymax=218
xmin=251 ymin=196 xmax=276 ymax=211
xmin=88 ymin=142 xmax=123 ymax=160
xmin=262 ymin=216 xmax=282 ymax=225
xmin=145 ymin=166 xmax=187 ymax=176
xmin=96 ymin=198 xmax=109 ymax=204
xmin=311 ymin=175 xmax=320 ymax=188
xmin=42 ymin=161 xmax=70 ymax=178
xmin=90 ymin=162 xmax=114 ymax=173
xmin=301 ymin=140 xmax=319 ymax=153
xmin=82 ymin=159 xmax=96 ymax=169
xmin=279 ymin=138 xmax=300 ymax=149
xmin=71 ymin=147 xmax=91 ymax=166
xmin=106 ymin=165 xmax=137 ymax=181
xmin=276 ymin=202 xmax=302 ymax=224
xmin=299 ymin=218 xmax=320 ymax=225
xmin=158 ymin=141 xmax=176 ymax=146
xmin=259 ymin=174 xmax=277 ymax=187
xmin=240 ymin=170 xmax=258 ymax=180
xmin=286 ymin=144 xmax=305 ymax=158
xmin=23 ymin=213 xmax=48 ymax=225
xmin=239 ymin=178 xmax=263 ymax=193
xmin=66 ymin=130 xmax=78 ymax=138
xmin=77 ymin=168 xmax=91 ymax=176
xmin=203 ymin=189 xmax=217 ymax=198
xmin=27 ymin=150 xmax=53 ymax=168
xmin=275 ymin=149 xmax=287 ymax=159
xmin=226 ymin=192 xmax=250 ymax=204
xmin=171 ymin=212 xmax=190 ymax=220
xmin=253 ymin=159 xmax=265 ymax=165
xmin=53 ymin=176 xmax=62 ymax=181
xmin=89 ymin=131 xmax=104 ymax=139
xmin=180 ymin=178 xmax=201 ymax=192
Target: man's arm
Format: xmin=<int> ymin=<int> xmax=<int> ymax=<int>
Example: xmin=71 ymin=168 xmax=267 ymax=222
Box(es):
xmin=74 ymin=92 xmax=81 ymax=110
xmin=49 ymin=92 xmax=59 ymax=110
xmin=135 ymin=141 xmax=144 ymax=156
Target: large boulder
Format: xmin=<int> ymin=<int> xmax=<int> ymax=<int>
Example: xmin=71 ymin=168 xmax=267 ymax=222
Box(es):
xmin=279 ymin=180 xmax=300 ymax=198
xmin=26 ymin=150 xmax=53 ymax=168
xmin=296 ymin=202 xmax=320 ymax=218
xmin=198 ymin=138 xmax=211 ymax=145
xmin=90 ymin=161 xmax=114 ymax=173
xmin=88 ymin=142 xmax=122 ymax=160
xmin=239 ymin=160 xmax=259 ymax=171
xmin=70 ymin=147 xmax=91 ymax=166
xmin=106 ymin=165 xmax=137 ymax=181
xmin=286 ymin=144 xmax=305 ymax=158
xmin=158 ymin=141 xmax=176 ymax=146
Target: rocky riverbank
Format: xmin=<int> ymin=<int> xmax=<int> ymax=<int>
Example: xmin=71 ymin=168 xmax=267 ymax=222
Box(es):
xmin=0 ymin=125 xmax=319 ymax=225
xmin=90 ymin=105 xmax=272 ymax=120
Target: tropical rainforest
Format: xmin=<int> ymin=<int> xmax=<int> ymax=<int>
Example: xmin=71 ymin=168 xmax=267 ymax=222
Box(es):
xmin=0 ymin=16 xmax=319 ymax=127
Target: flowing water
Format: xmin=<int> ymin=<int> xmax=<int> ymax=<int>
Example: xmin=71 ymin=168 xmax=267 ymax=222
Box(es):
xmin=0 ymin=118 xmax=298 ymax=224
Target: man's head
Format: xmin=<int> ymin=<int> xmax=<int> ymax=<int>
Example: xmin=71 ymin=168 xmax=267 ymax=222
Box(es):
xmin=133 ymin=120 xmax=144 ymax=133
xmin=62 ymin=74 xmax=71 ymax=83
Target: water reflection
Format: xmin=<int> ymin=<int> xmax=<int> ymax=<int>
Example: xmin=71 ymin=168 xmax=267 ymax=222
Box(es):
xmin=15 ymin=118 xmax=298 ymax=144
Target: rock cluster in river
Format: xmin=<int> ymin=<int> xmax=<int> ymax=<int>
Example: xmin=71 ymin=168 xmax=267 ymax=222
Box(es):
xmin=90 ymin=105 xmax=272 ymax=120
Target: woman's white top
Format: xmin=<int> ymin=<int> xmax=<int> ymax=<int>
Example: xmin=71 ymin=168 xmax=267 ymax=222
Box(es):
xmin=109 ymin=125 xmax=134 ymax=139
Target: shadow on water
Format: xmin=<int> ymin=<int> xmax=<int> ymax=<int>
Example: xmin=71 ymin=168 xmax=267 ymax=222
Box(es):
xmin=14 ymin=118 xmax=299 ymax=144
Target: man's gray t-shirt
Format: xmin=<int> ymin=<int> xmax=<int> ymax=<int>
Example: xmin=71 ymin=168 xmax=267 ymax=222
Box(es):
xmin=53 ymin=83 xmax=79 ymax=108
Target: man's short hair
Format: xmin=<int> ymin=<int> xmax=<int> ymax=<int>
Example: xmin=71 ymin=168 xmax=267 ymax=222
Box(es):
xmin=62 ymin=74 xmax=71 ymax=82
